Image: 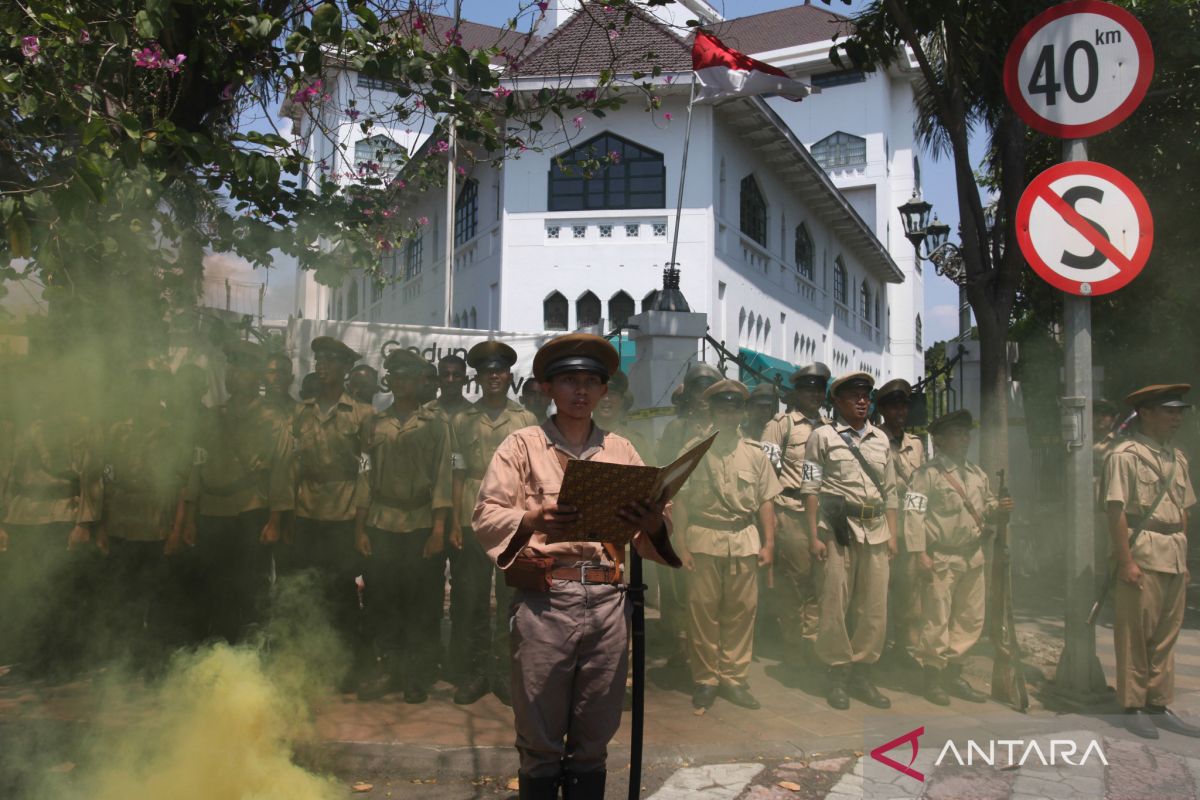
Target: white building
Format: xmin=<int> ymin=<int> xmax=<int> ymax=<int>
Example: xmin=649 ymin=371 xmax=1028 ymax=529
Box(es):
xmin=290 ymin=2 xmax=922 ymax=382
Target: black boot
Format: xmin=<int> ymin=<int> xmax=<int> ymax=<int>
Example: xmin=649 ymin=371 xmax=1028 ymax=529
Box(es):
xmin=561 ymin=770 xmax=605 ymax=800
xmin=848 ymin=663 xmax=891 ymax=709
xmin=1124 ymin=708 xmax=1159 ymax=740
xmin=518 ymin=772 xmax=561 ymax=800
xmin=826 ymin=664 xmax=850 ymax=710
xmin=943 ymin=663 xmax=987 ymax=703
xmin=453 ymin=673 xmax=489 ymax=705
xmin=1147 ymin=706 xmax=1200 ymax=738
xmin=923 ymin=666 xmax=950 ymax=706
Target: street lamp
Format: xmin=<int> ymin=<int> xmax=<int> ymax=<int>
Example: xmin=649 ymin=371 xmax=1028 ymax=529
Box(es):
xmin=898 ymin=192 xmax=966 ymax=284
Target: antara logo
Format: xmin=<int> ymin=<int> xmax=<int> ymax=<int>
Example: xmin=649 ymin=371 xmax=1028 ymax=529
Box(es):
xmin=871 ymin=727 xmax=1108 ymax=781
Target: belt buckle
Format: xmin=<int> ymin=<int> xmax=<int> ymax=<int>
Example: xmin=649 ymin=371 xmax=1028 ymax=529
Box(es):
xmin=579 ymin=564 xmax=603 ymax=584
xmin=860 ymin=503 xmax=877 ymax=521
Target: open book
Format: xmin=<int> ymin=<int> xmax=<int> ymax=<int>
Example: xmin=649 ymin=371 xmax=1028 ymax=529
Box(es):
xmin=546 ymin=432 xmax=718 ymax=545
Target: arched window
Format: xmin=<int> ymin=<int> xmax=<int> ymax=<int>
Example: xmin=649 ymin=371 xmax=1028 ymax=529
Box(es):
xmin=544 ymin=291 xmax=568 ymax=331
xmin=576 ymin=291 xmax=601 ymax=328
xmin=608 ymin=291 xmax=634 ymax=330
xmin=454 ymin=179 xmax=478 ymax=245
xmin=860 ymin=280 xmax=871 ymax=323
xmin=354 ymin=135 xmax=404 ymax=175
xmin=833 ymin=257 xmax=848 ymax=306
xmin=739 ymin=175 xmax=767 ymax=246
xmin=346 ymin=279 xmax=359 ymax=319
xmin=915 ymin=314 xmax=923 ymax=350
xmin=794 ymin=223 xmax=814 ymax=281
xmin=404 ymin=234 xmax=423 ymax=279
xmin=811 ymin=131 xmax=866 ymax=170
xmin=453 ymin=312 xmax=461 ymax=328
xmin=548 ymin=133 xmax=665 ymax=211
xmin=641 ymin=290 xmax=658 ymax=312
xmin=469 ymin=307 xmax=478 ymax=329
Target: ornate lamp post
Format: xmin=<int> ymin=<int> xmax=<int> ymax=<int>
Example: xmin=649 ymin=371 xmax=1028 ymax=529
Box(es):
xmin=898 ymin=192 xmax=970 ymax=336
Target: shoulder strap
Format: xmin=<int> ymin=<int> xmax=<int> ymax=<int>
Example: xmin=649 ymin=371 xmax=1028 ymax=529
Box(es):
xmin=836 ymin=431 xmax=888 ymax=500
xmin=939 ymin=467 xmax=985 ymax=532
xmin=1130 ymin=457 xmax=1178 ymax=543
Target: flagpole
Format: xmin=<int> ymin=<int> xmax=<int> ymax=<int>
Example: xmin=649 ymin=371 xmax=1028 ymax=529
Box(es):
xmin=667 ymin=71 xmax=698 ymax=270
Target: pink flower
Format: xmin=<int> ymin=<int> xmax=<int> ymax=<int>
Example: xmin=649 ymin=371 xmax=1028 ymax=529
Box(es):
xmin=607 ymin=150 xmax=621 ymax=163
xmin=291 ymin=79 xmax=323 ymax=105
xmin=444 ymin=28 xmax=462 ymax=46
xmin=608 ymin=30 xmax=620 ymax=41
xmin=20 ymin=36 xmax=39 ymax=60
xmin=456 ymin=166 xmax=466 ymax=176
xmin=381 ymin=209 xmax=394 ymax=218
xmin=537 ymin=2 xmax=548 ymax=11
xmin=396 ymin=179 xmax=407 ymax=189
xmin=664 ymin=75 xmax=675 ymax=85
xmin=417 ymin=216 xmax=430 ymax=226
xmin=220 ymin=84 xmax=236 ymax=101
xmin=603 ymin=4 xmax=614 ymax=12
xmin=379 ymin=239 xmax=393 ymax=251
xmin=493 ymin=85 xmax=512 ymax=98
xmin=346 ymin=108 xmax=361 ymax=121
xmin=163 ymin=53 xmax=186 ymax=74
xmin=78 ymin=30 xmax=91 ymax=44
xmin=575 ymin=88 xmax=597 ymax=102
xmin=431 ymin=139 xmax=449 ymax=153
xmin=134 ymin=44 xmax=163 ymax=69
xmin=363 ymin=208 xmax=375 ymax=216
xmin=413 ymin=18 xmax=426 ymax=33
xmin=663 ymin=112 xmax=672 ymax=121
xmin=572 ymin=115 xmax=584 ymax=130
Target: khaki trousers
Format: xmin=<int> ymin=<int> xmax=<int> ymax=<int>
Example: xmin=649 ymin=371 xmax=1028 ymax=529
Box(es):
xmin=687 ymin=553 xmax=758 ymax=687
xmin=889 ymin=553 xmax=923 ymax=656
xmin=773 ymin=507 xmax=820 ymax=663
xmin=916 ymin=561 xmax=985 ymax=670
xmin=1114 ymin=569 xmax=1186 ymax=709
xmin=815 ymin=537 xmax=890 ymax=666
xmin=510 ymin=581 xmax=629 ymax=778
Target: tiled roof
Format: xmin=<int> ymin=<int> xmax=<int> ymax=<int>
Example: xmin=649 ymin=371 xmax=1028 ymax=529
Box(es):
xmin=387 ymin=11 xmax=539 ymax=59
xmin=518 ymin=1 xmax=692 ymax=77
xmin=711 ymin=4 xmax=854 ymax=55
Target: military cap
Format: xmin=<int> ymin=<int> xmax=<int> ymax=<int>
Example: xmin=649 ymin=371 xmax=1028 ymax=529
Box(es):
xmin=467 ymin=341 xmax=517 ymax=372
xmin=1125 ymin=383 xmax=1193 ymax=409
xmin=749 ymin=382 xmax=780 ymax=405
xmin=609 ymin=369 xmax=630 ymax=395
xmin=790 ymin=362 xmax=831 ymax=389
xmin=223 ymin=340 xmax=266 ymax=370
xmin=532 ymin=333 xmax=619 ymax=382
xmin=876 ymin=378 xmax=913 ymax=405
xmin=928 ymin=408 xmax=973 ymax=436
xmin=683 ymin=363 xmax=722 ymax=390
xmin=1094 ymin=397 xmax=1119 ymax=416
xmin=419 ymin=359 xmax=438 ymax=378
xmin=670 ymin=384 xmax=686 ymax=405
xmin=702 ymin=378 xmax=750 ymax=405
xmin=311 ymin=336 xmax=361 ymax=363
xmin=829 ymin=371 xmax=874 ymax=396
xmin=383 ymin=347 xmax=428 ymax=374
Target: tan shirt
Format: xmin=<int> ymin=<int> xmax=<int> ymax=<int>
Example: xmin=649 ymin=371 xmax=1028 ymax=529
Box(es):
xmin=2 ymin=418 xmax=101 ymax=527
xmin=761 ymin=411 xmax=826 ymax=512
xmin=187 ymin=399 xmax=295 ymax=518
xmin=473 ymin=418 xmax=680 ymax=570
xmin=904 ymin=454 xmax=996 ymax=570
xmin=889 ymin=431 xmax=925 ymax=490
xmin=292 ymin=393 xmax=373 ymax=521
xmin=366 ymin=405 xmax=452 ymax=533
xmin=1103 ymin=433 xmax=1195 ymax=574
xmin=104 ymin=415 xmax=190 ymax=540
xmin=451 ymin=400 xmax=538 ymax=527
xmin=800 ymin=421 xmax=897 ymax=545
xmin=679 ymin=436 xmax=781 ymax=558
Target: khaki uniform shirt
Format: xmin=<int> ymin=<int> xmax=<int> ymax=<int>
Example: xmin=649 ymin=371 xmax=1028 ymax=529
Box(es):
xmin=367 ymin=405 xmax=452 ymax=533
xmin=104 ymin=415 xmax=191 ymax=540
xmin=186 ymin=399 xmax=294 ymax=518
xmin=2 ymin=418 xmax=101 ymax=527
xmin=800 ymin=421 xmax=897 ymax=545
xmin=904 ymin=454 xmax=996 ymax=570
xmin=761 ymin=411 xmax=826 ymax=512
xmin=473 ymin=418 xmax=680 ymax=570
xmin=889 ymin=431 xmax=925 ymax=490
xmin=292 ymin=393 xmax=373 ymax=521
xmin=1103 ymin=433 xmax=1195 ymax=574
xmin=451 ymin=400 xmax=538 ymax=528
xmin=679 ymin=437 xmax=781 ymax=558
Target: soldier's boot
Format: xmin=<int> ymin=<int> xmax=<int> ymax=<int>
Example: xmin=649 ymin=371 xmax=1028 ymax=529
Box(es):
xmin=943 ymin=664 xmax=987 ymax=703
xmin=848 ymin=663 xmax=891 ymax=709
xmin=561 ymin=770 xmax=605 ymax=800
xmin=923 ymin=666 xmax=950 ymax=706
xmin=518 ymin=772 xmax=561 ymax=800
xmin=1124 ymin=708 xmax=1159 ymax=740
xmin=492 ymin=672 xmax=513 ymax=706
xmin=1147 ymin=706 xmax=1200 ymax=738
xmin=826 ymin=665 xmax=850 ymax=710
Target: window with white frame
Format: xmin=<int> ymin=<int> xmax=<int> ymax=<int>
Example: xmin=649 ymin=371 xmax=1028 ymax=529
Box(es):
xmin=811 ymin=132 xmax=866 ymax=170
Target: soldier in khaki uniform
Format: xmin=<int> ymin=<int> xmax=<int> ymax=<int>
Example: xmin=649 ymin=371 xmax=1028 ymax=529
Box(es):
xmin=675 ymin=380 xmax=779 ymax=710
xmin=99 ymin=366 xmax=191 ymax=668
xmin=289 ymin=336 xmax=373 ymax=684
xmin=356 ymin=348 xmax=453 ymax=703
xmin=177 ymin=341 xmax=293 ymax=644
xmin=0 ymin=377 xmax=103 ymax=680
xmin=759 ymin=362 xmax=830 ymax=672
xmin=447 ymin=341 xmax=537 ymax=706
xmin=520 ymin=377 xmax=551 ymax=424
xmin=437 ymin=354 xmax=472 ymax=418
xmin=593 ymin=371 xmax=652 ymax=463
xmin=802 ymin=372 xmax=898 ymax=709
xmin=348 ymin=363 xmax=381 ymax=407
xmin=263 ymin=351 xmax=297 ymax=416
xmin=905 ymin=410 xmax=1010 ymax=705
xmin=876 ymin=378 xmax=926 ymax=668
xmin=1103 ymin=384 xmax=1200 ymax=739
xmin=743 ymin=383 xmax=780 ymax=444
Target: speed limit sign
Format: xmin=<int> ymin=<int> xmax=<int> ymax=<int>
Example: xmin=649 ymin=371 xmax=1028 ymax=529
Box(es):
xmin=1004 ymin=0 xmax=1153 ymax=138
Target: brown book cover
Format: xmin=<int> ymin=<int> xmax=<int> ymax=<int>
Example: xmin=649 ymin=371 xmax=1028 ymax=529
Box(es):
xmin=547 ymin=432 xmax=717 ymax=545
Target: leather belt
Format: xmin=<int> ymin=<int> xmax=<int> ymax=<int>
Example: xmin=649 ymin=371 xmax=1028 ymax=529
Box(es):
xmin=821 ymin=493 xmax=885 ymax=521
xmin=550 ymin=563 xmax=621 ymax=585
xmin=691 ymin=515 xmax=751 ymax=532
xmin=19 ymin=481 xmax=80 ymax=500
xmin=781 ymin=487 xmax=806 ymax=500
xmin=1126 ymin=516 xmax=1185 ymax=535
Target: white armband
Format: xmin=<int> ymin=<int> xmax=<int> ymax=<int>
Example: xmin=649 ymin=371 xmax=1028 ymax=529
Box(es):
xmin=358 ymin=453 xmax=372 ymax=474
xmin=450 ymin=452 xmax=466 ymax=470
xmin=904 ymin=492 xmax=928 ymax=513
xmin=801 ymin=460 xmax=823 ymax=482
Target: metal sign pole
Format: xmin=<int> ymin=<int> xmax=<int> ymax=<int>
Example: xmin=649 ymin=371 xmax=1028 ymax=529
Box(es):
xmin=1051 ymin=137 xmax=1109 ymax=703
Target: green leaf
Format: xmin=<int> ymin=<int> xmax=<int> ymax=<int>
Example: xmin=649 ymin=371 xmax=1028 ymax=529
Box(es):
xmin=119 ymin=112 xmax=142 ymax=140
xmin=7 ymin=212 xmax=31 ymax=259
xmin=107 ymin=21 xmax=128 ymax=47
xmin=135 ymin=10 xmax=159 ymax=39
xmin=311 ymin=2 xmax=342 ymax=40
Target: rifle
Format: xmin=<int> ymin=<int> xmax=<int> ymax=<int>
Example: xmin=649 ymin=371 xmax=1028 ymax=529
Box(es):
xmin=627 ymin=549 xmax=646 ymax=800
xmin=989 ymin=469 xmax=1029 ymax=711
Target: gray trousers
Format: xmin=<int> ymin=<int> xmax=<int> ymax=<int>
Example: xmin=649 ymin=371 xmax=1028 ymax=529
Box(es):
xmin=510 ymin=580 xmax=630 ymax=778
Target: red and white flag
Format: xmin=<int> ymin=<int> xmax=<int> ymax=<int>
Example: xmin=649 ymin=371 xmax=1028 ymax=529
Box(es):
xmin=692 ymin=30 xmax=817 ymax=104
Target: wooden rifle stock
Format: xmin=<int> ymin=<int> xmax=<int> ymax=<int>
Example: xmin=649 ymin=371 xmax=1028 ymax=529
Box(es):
xmin=989 ymin=469 xmax=1029 ymax=711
